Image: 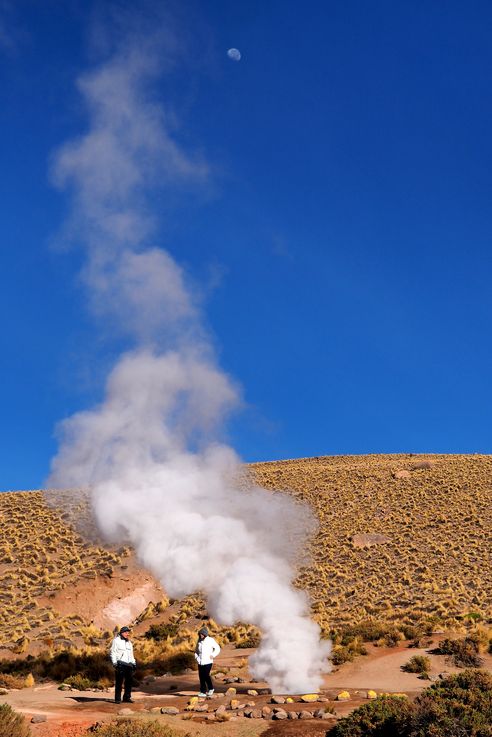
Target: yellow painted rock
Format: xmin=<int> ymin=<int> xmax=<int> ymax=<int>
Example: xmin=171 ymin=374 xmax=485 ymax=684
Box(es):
xmin=336 ymin=691 xmax=351 ymax=701
xmin=300 ymin=693 xmax=319 ymax=702
xmin=285 ymin=697 xmax=294 ymax=703
xmin=225 ymin=687 xmax=237 ymax=696
xmin=367 ymin=690 xmax=377 ymax=700
xmin=188 ymin=696 xmax=199 ymax=705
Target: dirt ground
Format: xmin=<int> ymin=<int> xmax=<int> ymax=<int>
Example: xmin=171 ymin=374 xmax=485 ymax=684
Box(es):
xmin=4 ymin=638 xmax=491 ymax=736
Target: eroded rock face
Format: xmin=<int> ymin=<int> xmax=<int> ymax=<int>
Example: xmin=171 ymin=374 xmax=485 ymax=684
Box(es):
xmin=351 ymin=533 xmax=390 ymax=548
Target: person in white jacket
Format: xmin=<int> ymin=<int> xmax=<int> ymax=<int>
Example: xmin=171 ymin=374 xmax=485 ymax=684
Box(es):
xmin=194 ymin=626 xmax=221 ymax=697
xmin=109 ymin=626 xmax=136 ymax=703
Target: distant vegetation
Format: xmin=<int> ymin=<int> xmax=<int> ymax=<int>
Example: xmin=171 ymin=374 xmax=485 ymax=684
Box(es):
xmin=0 ymin=704 xmax=30 ymax=737
xmin=328 ymin=669 xmax=492 ymax=736
xmin=252 ymin=454 xmax=492 ymax=633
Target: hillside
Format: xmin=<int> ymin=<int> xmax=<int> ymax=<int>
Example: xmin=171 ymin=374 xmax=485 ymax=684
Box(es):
xmin=252 ymin=453 xmax=492 ymax=633
xmin=0 ymin=453 xmax=491 ymax=658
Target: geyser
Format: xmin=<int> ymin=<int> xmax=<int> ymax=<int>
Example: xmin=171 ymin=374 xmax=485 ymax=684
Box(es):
xmin=48 ymin=20 xmax=331 ymax=693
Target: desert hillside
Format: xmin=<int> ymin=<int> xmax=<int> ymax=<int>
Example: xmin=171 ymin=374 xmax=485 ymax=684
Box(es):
xmin=252 ymin=453 xmax=492 ymax=633
xmin=0 ymin=453 xmax=491 ymax=657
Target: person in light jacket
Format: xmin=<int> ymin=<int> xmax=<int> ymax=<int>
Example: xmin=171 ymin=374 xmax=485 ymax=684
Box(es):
xmin=110 ymin=626 xmax=136 ymax=703
xmin=194 ymin=626 xmax=221 ymax=697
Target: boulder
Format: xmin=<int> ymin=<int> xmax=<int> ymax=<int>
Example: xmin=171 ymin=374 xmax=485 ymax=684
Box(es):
xmin=261 ymin=706 xmax=272 ymax=718
xmin=393 ymin=470 xmax=411 ymax=479
xmin=247 ymin=689 xmax=258 ymax=696
xmin=225 ymin=687 xmax=237 ymax=696
xmin=31 ymin=715 xmax=47 ymax=724
xmin=299 ymin=710 xmax=313 ymax=719
xmin=300 ymin=693 xmax=319 ymax=702
xmin=118 ymin=708 xmax=133 ymax=715
xmin=367 ymin=690 xmax=377 ymax=699
xmin=287 ymin=711 xmax=298 ymax=719
xmin=271 ymin=695 xmax=285 ymax=704
xmin=160 ymin=707 xmax=179 ymax=715
xmin=272 ymin=709 xmax=288 ymax=720
xmin=336 ymin=691 xmax=351 ymax=701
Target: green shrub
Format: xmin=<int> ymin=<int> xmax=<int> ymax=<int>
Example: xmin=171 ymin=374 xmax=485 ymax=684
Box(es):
xmin=339 ymin=621 xmax=392 ymax=644
xmin=401 ymin=656 xmax=431 ymax=675
xmin=0 ymin=704 xmax=30 ymax=737
xmin=438 ymin=636 xmax=484 ymax=667
xmin=412 ymin=669 xmax=492 ymax=736
xmin=328 ymin=670 xmax=492 ymax=737
xmin=89 ymin=720 xmax=183 ymax=736
xmin=160 ymin=651 xmax=196 ymax=675
xmin=327 ymin=696 xmax=413 ymax=736
xmin=63 ymin=674 xmax=108 ymax=691
xmin=144 ymin=624 xmax=179 ymax=641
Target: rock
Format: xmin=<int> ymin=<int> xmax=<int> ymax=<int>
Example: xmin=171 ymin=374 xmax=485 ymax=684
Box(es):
xmin=160 ymin=707 xmax=179 ymax=715
xmin=318 ymin=697 xmax=329 ymax=702
xmin=230 ymin=699 xmax=240 ymax=710
xmin=352 ymin=533 xmax=390 ymax=548
xmin=150 ymin=707 xmax=161 ymax=713
xmin=411 ymin=461 xmax=433 ymax=470
xmin=194 ymin=704 xmax=209 ymax=712
xmin=0 ymin=688 xmax=8 ymax=695
xmin=58 ymin=684 xmax=72 ymax=691
xmin=237 ymin=677 xmax=245 ymax=683
xmin=321 ymin=711 xmax=335 ymax=719
xmin=261 ymin=706 xmax=272 ymax=718
xmin=336 ymin=691 xmax=351 ymax=701
xmin=204 ymin=714 xmax=215 ymax=721
xmin=300 ymin=693 xmax=319 ymax=702
xmin=272 ymin=709 xmax=288 ymax=720
xmin=245 ymin=701 xmax=256 ymax=707
xmin=258 ymin=688 xmax=272 ymax=695
xmin=299 ymin=710 xmax=313 ymax=719
xmin=285 ymin=697 xmax=294 ymax=703
xmin=225 ymin=687 xmax=237 ymax=696
xmin=31 ymin=715 xmax=47 ymax=724
xmin=118 ymin=708 xmax=133 ymax=715
xmin=243 ymin=709 xmax=253 ymax=718
xmin=287 ymin=711 xmax=298 ymax=719
xmin=251 ymin=709 xmax=262 ymax=718
xmin=393 ymin=470 xmax=411 ymax=479
xmin=188 ymin=696 xmax=199 ymax=705
xmin=247 ymin=689 xmax=258 ymax=696
xmin=215 ymin=705 xmax=226 ymax=714
xmin=367 ymin=690 xmax=378 ymax=699
xmin=271 ymin=695 xmax=285 ymax=704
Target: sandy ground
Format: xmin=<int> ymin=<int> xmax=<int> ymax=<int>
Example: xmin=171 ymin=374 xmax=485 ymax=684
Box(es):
xmin=2 ymin=641 xmax=492 ymax=736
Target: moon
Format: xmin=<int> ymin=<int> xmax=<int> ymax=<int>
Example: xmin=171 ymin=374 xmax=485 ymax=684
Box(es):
xmin=227 ymin=48 xmax=241 ymax=62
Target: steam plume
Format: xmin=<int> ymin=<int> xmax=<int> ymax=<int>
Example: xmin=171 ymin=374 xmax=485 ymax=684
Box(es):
xmin=48 ymin=28 xmax=331 ymax=693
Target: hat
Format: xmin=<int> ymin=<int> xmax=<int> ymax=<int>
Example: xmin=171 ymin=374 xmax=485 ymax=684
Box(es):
xmin=198 ymin=627 xmax=209 ymax=636
xmin=120 ymin=626 xmax=131 ymax=634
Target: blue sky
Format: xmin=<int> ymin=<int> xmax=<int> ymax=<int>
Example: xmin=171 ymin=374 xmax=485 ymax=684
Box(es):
xmin=1 ymin=0 xmax=492 ymax=490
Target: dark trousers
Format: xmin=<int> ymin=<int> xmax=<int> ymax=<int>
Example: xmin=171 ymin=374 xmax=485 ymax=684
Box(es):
xmin=198 ymin=663 xmax=213 ymax=693
xmin=115 ymin=663 xmax=133 ymax=702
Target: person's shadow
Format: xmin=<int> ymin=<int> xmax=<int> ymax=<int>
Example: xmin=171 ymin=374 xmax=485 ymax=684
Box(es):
xmin=67 ymin=696 xmax=116 ymax=703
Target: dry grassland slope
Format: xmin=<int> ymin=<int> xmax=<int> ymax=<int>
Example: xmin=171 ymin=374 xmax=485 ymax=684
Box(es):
xmin=252 ymin=453 xmax=492 ymax=633
xmin=0 ymin=454 xmax=490 ymax=658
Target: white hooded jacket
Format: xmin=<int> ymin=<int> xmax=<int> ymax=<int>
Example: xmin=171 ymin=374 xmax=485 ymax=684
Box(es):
xmin=194 ymin=635 xmax=221 ymax=666
xmin=110 ymin=635 xmax=136 ymax=666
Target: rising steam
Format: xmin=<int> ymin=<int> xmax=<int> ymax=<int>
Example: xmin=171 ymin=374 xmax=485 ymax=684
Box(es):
xmin=48 ymin=24 xmax=331 ymax=693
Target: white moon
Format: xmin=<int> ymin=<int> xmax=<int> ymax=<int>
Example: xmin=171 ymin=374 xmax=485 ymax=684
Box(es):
xmin=227 ymin=48 xmax=241 ymax=62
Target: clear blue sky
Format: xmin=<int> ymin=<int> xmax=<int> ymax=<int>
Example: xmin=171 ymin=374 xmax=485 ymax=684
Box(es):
xmin=1 ymin=0 xmax=492 ymax=490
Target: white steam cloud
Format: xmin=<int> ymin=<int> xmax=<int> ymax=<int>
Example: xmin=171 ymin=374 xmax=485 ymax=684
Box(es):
xmin=48 ymin=28 xmax=331 ymax=693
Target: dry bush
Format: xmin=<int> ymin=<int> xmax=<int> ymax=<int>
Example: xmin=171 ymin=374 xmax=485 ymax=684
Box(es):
xmin=0 ymin=673 xmax=27 ymax=689
xmin=0 ymin=704 xmax=30 ymax=737
xmin=401 ymin=656 xmax=431 ymax=675
xmin=437 ymin=636 xmax=484 ymax=667
xmin=89 ymin=719 xmax=185 ymax=736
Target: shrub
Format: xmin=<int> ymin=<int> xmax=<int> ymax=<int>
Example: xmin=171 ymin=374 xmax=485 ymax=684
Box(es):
xmin=89 ymin=719 xmax=184 ymax=736
xmin=339 ymin=621 xmax=392 ymax=644
xmin=401 ymin=656 xmax=431 ymax=675
xmin=63 ymin=674 xmax=106 ymax=691
xmin=0 ymin=673 xmax=26 ymax=689
xmin=159 ymin=651 xmax=196 ymax=675
xmin=144 ymin=624 xmax=178 ymax=641
xmin=0 ymin=704 xmax=30 ymax=737
xmin=327 ymin=696 xmax=413 ymax=736
xmin=236 ymin=634 xmax=261 ymax=649
xmin=412 ymin=669 xmax=492 ymax=736
xmin=437 ymin=636 xmax=484 ymax=667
